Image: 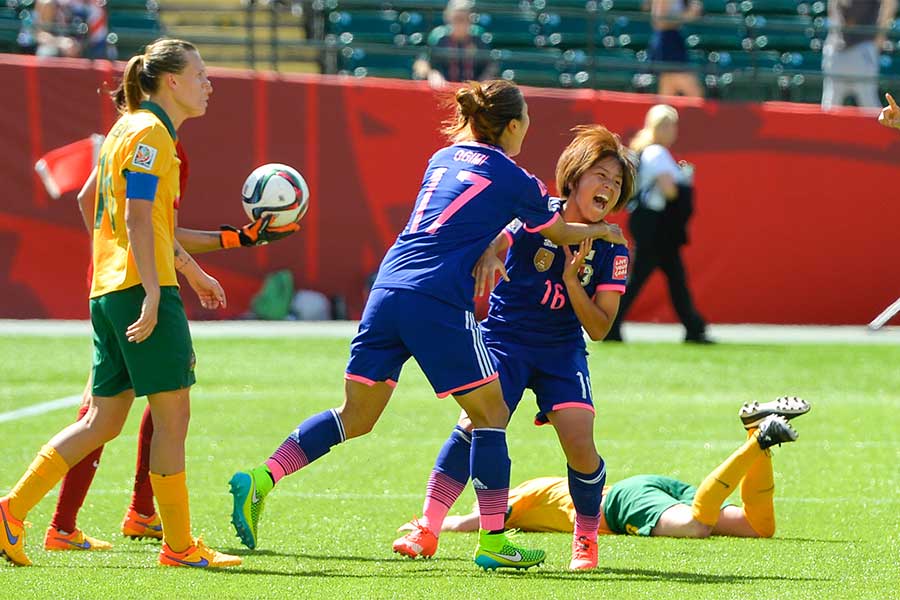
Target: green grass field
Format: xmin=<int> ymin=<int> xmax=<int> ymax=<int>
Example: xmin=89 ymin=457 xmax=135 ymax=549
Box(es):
xmin=1 ymin=333 xmax=899 ymax=599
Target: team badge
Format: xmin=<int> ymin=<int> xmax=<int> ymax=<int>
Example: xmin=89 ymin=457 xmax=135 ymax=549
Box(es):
xmin=132 ymin=143 xmax=158 ymax=170
xmin=613 ymin=255 xmax=629 ymax=279
xmin=533 ymin=248 xmax=555 ymax=272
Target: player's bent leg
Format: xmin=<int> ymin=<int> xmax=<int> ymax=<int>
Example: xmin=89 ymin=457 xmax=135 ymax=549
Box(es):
xmin=710 ymin=505 xmax=763 ymax=537
xmin=452 ymin=380 xmax=508 ymax=429
xmin=48 ymin=391 xmax=135 ymax=468
xmin=650 ymin=504 xmax=712 ymax=538
xmin=231 ymin=379 xmax=392 ymax=550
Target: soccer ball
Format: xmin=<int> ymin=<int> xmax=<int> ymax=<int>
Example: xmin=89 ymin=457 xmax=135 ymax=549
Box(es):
xmin=241 ymin=163 xmax=310 ymax=227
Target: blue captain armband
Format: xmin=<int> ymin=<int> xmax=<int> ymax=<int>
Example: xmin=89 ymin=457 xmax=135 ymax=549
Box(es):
xmin=124 ymin=170 xmax=159 ymax=201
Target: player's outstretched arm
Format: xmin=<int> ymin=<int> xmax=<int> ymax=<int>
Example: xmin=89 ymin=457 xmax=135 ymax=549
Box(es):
xmin=176 ymin=214 xmax=300 ymax=254
xmin=541 ymin=217 xmax=629 ymax=247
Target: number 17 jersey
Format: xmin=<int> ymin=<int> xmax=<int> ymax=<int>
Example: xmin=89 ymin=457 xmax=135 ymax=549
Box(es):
xmin=372 ymin=142 xmax=559 ymax=311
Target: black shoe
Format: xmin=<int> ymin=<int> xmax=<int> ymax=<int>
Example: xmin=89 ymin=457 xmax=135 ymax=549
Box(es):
xmin=684 ymin=333 xmax=715 ymax=344
xmin=755 ymin=415 xmax=799 ymax=450
xmin=739 ymin=396 xmax=810 ymax=430
xmin=604 ymin=329 xmax=623 ymax=342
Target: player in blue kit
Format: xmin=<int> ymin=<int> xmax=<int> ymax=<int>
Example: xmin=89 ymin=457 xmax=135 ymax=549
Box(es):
xmin=393 ymin=125 xmax=635 ymax=571
xmin=228 ymin=81 xmax=625 ymax=570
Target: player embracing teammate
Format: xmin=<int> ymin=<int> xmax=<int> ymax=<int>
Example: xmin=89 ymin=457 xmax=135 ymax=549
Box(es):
xmin=393 ymin=125 xmax=635 ymax=570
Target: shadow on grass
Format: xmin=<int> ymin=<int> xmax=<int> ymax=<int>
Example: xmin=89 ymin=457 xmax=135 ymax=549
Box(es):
xmin=536 ymin=567 xmax=831 ymax=584
xmin=775 ymin=537 xmax=856 ymax=544
xmin=219 ymin=549 xmax=472 ymax=563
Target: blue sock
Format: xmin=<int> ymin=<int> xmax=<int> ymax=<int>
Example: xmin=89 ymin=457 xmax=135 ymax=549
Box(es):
xmin=434 ymin=425 xmax=472 ymax=482
xmin=470 ymin=428 xmax=511 ymax=532
xmin=568 ymin=458 xmax=606 ymax=538
xmin=267 ymin=409 xmax=345 ymax=481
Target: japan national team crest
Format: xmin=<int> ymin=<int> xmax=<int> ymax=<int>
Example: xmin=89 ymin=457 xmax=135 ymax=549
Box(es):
xmin=533 ymin=248 xmax=555 ymax=272
xmin=613 ymin=255 xmax=629 ymax=279
xmin=132 ymin=143 xmax=157 ymax=170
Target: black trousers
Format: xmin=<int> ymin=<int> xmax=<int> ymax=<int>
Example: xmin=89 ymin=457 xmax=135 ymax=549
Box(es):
xmin=609 ymin=241 xmax=706 ymax=340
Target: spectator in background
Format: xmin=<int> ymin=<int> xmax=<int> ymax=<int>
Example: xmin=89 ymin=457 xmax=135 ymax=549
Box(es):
xmin=23 ymin=0 xmax=81 ymax=57
xmin=822 ymin=0 xmax=897 ymax=110
xmin=878 ymin=92 xmax=900 ymax=127
xmin=71 ymin=0 xmax=110 ymax=59
xmin=413 ymin=0 xmax=496 ymax=88
xmin=607 ymin=104 xmax=710 ymax=343
xmin=648 ymin=0 xmax=704 ymax=97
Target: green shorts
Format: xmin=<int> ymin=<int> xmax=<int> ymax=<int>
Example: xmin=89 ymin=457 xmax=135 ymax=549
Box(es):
xmin=602 ymin=475 xmax=699 ymax=536
xmin=90 ymin=285 xmax=195 ymax=397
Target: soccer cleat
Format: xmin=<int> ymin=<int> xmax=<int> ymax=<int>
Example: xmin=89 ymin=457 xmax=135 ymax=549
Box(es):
xmin=740 ymin=396 xmax=810 ymax=430
xmin=393 ymin=518 xmax=438 ymax=559
xmin=121 ymin=509 xmax=163 ymax=539
xmin=569 ymin=535 xmax=598 ymax=571
xmin=0 ymin=496 xmax=31 ymax=566
xmin=44 ymin=526 xmax=112 ymax=551
xmin=159 ymin=536 xmax=242 ymax=568
xmin=473 ymin=529 xmax=545 ymax=571
xmin=755 ymin=415 xmax=799 ymax=450
xmin=229 ymin=466 xmax=273 ymax=550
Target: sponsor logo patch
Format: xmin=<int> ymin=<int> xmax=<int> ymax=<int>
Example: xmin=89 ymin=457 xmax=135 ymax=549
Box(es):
xmin=132 ymin=143 xmax=158 ymax=170
xmin=533 ymin=248 xmax=555 ymax=272
xmin=507 ymin=219 xmax=523 ymax=234
xmin=613 ymin=255 xmax=629 ymax=279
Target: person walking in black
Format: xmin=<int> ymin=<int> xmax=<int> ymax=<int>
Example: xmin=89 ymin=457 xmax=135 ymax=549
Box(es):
xmin=606 ymin=104 xmax=710 ymax=343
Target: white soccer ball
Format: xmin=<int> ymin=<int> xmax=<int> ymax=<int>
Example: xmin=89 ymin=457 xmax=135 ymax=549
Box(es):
xmin=241 ymin=163 xmax=310 ymax=227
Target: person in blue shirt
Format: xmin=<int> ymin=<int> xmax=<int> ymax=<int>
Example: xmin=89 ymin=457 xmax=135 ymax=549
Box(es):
xmin=393 ymin=125 xmax=636 ymax=572
xmin=228 ymin=80 xmax=625 ymax=571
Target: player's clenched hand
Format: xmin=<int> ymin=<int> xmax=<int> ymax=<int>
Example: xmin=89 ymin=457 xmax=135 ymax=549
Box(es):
xmin=472 ymin=246 xmax=509 ymax=297
xmin=190 ymin=271 xmax=227 ymax=310
xmin=220 ymin=214 xmax=301 ymax=248
xmin=878 ymin=93 xmax=900 ymax=130
xmin=126 ymin=291 xmax=159 ymax=343
xmin=598 ymin=222 xmax=628 ymax=247
xmin=562 ymin=239 xmax=592 ymax=284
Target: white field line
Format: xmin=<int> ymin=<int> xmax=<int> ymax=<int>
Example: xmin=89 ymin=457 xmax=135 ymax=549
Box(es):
xmin=0 ymin=320 xmax=898 ymax=344
xmin=0 ymin=395 xmax=81 ymax=424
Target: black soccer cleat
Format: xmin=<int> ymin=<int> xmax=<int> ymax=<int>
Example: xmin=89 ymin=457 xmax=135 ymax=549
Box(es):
xmin=755 ymin=415 xmax=799 ymax=450
xmin=739 ymin=396 xmax=810 ymax=430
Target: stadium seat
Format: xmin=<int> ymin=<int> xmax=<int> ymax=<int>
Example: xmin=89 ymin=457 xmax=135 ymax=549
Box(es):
xmin=738 ymin=0 xmax=805 ymax=16
xmin=108 ymin=11 xmax=162 ymax=55
xmin=327 ymin=10 xmax=405 ymax=45
xmin=496 ymin=47 xmax=566 ymax=86
xmin=683 ymin=17 xmax=748 ymax=51
xmin=475 ymin=12 xmax=541 ymax=48
xmin=747 ymin=15 xmax=814 ymax=51
xmin=338 ymin=45 xmax=416 ymax=78
xmin=610 ymin=15 xmax=652 ymax=49
xmin=703 ymin=0 xmax=740 ymax=16
xmin=709 ymin=49 xmax=781 ymax=70
xmin=538 ymin=11 xmax=606 ymax=48
xmin=599 ymin=0 xmax=646 ymax=13
xmin=0 ymin=7 xmax=20 ymax=53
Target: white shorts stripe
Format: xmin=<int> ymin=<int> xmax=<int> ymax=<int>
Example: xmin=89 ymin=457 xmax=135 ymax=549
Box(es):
xmin=465 ymin=312 xmax=492 ymax=378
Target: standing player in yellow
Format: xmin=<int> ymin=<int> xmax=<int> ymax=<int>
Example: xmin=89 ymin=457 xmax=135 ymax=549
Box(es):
xmin=0 ymin=38 xmax=240 ymax=568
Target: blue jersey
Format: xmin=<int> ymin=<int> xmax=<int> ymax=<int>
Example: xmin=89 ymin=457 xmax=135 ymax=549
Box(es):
xmin=482 ymin=217 xmax=630 ymax=348
xmin=372 ymin=142 xmax=559 ymax=310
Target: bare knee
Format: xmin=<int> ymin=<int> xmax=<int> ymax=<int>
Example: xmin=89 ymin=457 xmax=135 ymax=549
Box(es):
xmin=150 ymin=401 xmax=191 ymax=441
xmin=686 ymin=520 xmax=713 ymax=539
xmin=338 ymin=408 xmax=377 ymax=439
xmin=79 ymin=406 xmax=126 ymax=444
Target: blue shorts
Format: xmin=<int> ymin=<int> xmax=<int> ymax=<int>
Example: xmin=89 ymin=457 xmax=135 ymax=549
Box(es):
xmin=346 ymin=288 xmax=497 ymax=397
xmin=484 ymin=334 xmax=594 ymax=425
xmin=648 ymin=29 xmax=688 ymax=63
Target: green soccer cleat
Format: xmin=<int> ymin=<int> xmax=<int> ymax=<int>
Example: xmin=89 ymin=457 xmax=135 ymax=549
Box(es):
xmin=473 ymin=530 xmax=545 ymax=571
xmin=229 ymin=466 xmax=273 ymax=550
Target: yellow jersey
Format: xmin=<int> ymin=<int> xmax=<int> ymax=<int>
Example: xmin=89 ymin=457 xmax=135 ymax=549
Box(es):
xmin=505 ymin=477 xmax=615 ymax=535
xmin=90 ymin=101 xmax=181 ymax=298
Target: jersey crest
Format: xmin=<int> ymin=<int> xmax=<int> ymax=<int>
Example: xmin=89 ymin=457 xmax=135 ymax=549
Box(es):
xmin=533 ymin=247 xmax=555 ymax=272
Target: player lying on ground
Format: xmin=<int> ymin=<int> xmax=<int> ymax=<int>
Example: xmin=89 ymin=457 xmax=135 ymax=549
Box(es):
xmin=400 ymin=397 xmax=809 ymax=540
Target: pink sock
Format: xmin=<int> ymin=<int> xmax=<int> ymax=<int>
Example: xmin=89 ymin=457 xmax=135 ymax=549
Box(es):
xmin=420 ymin=471 xmax=465 ymax=532
xmin=265 ymin=440 xmax=308 ymax=484
xmin=574 ymin=513 xmax=600 ymax=542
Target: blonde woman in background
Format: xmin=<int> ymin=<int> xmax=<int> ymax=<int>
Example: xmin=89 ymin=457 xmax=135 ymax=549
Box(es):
xmin=607 ymin=104 xmax=710 ymax=343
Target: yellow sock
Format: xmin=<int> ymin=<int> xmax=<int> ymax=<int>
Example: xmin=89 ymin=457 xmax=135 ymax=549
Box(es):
xmin=7 ymin=445 xmax=70 ymax=520
xmin=150 ymin=471 xmax=193 ymax=552
xmin=740 ymin=447 xmax=776 ymax=537
xmin=692 ymin=433 xmax=764 ymax=526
